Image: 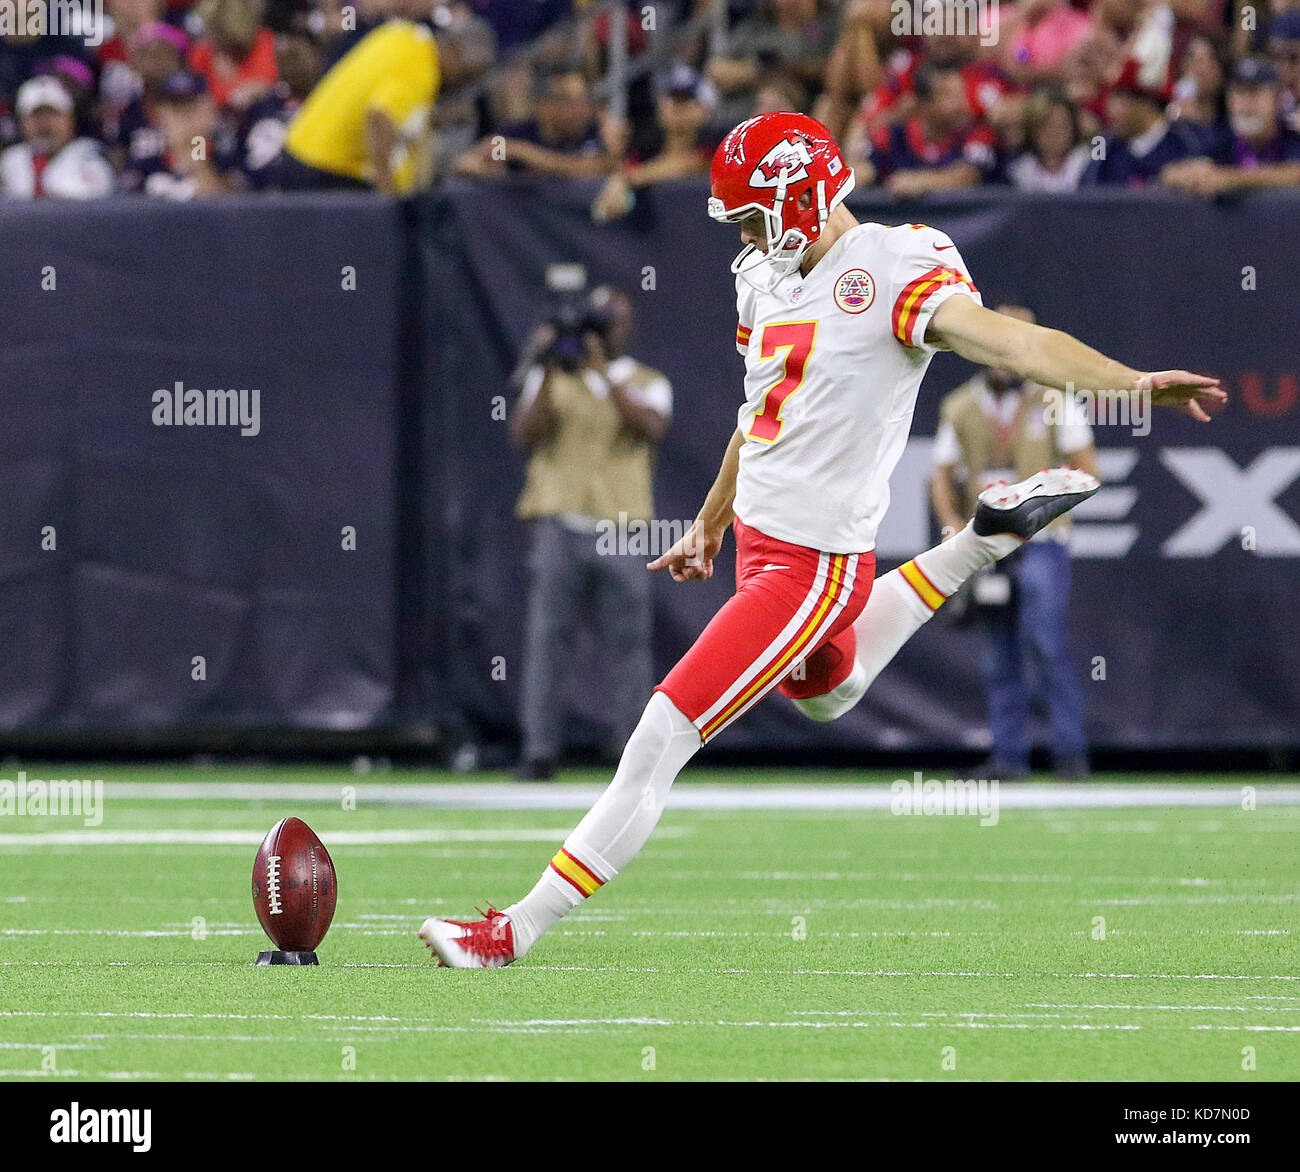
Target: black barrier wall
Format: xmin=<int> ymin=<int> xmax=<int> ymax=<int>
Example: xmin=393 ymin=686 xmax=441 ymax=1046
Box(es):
xmin=3 ymin=185 xmax=1298 ymax=751
xmin=1 ymin=196 xmax=405 ymax=731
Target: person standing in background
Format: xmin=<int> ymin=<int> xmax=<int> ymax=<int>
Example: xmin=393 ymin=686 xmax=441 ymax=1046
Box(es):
xmin=275 ymin=0 xmax=441 ymax=192
xmin=930 ymin=302 xmax=1099 ymax=780
xmin=510 ymin=286 xmax=672 ymax=781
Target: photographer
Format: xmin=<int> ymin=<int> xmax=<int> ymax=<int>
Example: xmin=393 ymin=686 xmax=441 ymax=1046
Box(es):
xmin=929 ymin=301 xmax=1098 ymax=781
xmin=509 ymin=286 xmax=672 ymax=781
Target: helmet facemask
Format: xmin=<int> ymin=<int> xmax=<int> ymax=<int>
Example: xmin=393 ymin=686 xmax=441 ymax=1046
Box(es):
xmin=708 ymin=166 xmax=855 ymax=294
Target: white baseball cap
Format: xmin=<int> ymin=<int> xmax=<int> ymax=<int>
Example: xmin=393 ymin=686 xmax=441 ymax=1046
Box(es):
xmin=17 ymin=76 xmax=73 ymax=117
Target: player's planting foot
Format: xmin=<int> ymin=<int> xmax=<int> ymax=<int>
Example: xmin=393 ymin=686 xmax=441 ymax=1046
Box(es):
xmin=973 ymin=467 xmax=1100 ymax=542
xmin=418 ymin=907 xmax=516 ymax=968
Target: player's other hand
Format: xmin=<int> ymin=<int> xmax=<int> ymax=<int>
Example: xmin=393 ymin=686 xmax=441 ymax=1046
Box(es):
xmin=647 ymin=521 xmax=724 ymax=581
xmin=1137 ymin=371 xmax=1227 ymax=422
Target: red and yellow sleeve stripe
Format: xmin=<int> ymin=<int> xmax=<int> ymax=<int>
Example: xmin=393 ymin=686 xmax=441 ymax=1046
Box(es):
xmin=898 ymin=559 xmax=947 ymax=612
xmin=891 ymin=267 xmax=978 ymax=348
xmin=550 ymin=847 xmax=604 ymax=898
xmin=736 ymin=323 xmax=752 ymax=351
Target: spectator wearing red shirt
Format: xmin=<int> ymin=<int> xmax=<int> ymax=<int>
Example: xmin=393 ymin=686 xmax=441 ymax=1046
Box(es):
xmin=188 ymin=0 xmax=278 ymax=113
xmin=858 ymin=60 xmax=999 ymax=196
xmin=851 ymin=31 xmax=1012 ymax=146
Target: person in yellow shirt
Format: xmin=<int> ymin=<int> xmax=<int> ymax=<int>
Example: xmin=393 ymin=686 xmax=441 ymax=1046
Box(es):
xmin=277 ymin=4 xmax=440 ymax=193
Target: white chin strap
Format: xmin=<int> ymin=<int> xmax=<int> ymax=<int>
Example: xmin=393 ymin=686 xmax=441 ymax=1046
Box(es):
xmin=717 ymin=168 xmax=856 ymax=294
xmin=730 ymin=231 xmax=808 ymax=293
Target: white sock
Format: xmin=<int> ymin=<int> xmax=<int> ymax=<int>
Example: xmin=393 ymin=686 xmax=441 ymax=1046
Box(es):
xmin=790 ymin=523 xmax=1021 ymax=725
xmin=791 ymin=658 xmax=869 ymax=722
xmin=912 ymin=521 xmax=1019 ymax=595
xmin=505 ymin=691 xmax=700 ymax=957
xmin=856 ymin=523 xmax=1018 ymax=683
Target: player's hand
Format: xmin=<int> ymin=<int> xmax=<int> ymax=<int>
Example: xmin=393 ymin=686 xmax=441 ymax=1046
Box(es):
xmin=1136 ymin=371 xmax=1227 ymax=422
xmin=647 ymin=521 xmax=724 ymax=582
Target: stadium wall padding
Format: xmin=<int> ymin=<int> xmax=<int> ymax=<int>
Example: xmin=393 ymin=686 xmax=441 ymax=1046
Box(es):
xmin=1 ymin=195 xmax=405 ymax=731
xmin=3 ymin=185 xmax=1298 ymax=751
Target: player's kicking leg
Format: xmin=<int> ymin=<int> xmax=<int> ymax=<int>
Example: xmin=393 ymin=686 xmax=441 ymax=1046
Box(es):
xmin=785 ymin=467 xmax=1099 ymax=724
xmin=416 ymin=468 xmax=1098 ymax=967
xmin=418 ymin=521 xmax=873 ymax=967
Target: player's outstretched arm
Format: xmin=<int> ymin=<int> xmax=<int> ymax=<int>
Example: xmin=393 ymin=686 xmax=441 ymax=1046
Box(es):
xmin=928 ymin=295 xmax=1227 ymax=421
xmin=647 ymin=428 xmax=743 ymax=581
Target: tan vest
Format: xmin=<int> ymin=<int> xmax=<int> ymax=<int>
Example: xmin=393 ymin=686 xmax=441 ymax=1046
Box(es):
xmin=515 ymin=361 xmax=660 ymax=523
xmin=939 ymin=377 xmax=1073 ymax=534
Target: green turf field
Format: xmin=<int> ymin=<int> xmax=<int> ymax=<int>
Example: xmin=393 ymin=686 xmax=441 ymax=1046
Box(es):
xmin=2 ymin=766 xmax=1298 ymax=1081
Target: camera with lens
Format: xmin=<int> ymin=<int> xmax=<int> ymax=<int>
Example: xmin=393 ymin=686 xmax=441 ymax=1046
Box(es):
xmin=541 ymin=296 xmax=614 ymax=372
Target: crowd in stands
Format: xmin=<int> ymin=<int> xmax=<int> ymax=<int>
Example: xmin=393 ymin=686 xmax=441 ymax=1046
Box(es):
xmin=2 ymin=0 xmax=1299 ymax=200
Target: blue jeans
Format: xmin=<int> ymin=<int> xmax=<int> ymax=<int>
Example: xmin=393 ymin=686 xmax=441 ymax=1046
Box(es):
xmin=981 ymin=541 xmax=1087 ymax=770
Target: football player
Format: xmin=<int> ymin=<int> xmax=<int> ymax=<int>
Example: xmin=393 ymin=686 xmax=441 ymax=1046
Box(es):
xmin=420 ymin=112 xmax=1225 ymax=967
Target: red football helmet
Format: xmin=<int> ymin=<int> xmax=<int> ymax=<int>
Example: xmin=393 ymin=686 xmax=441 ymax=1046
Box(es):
xmin=708 ymin=112 xmax=855 ymax=291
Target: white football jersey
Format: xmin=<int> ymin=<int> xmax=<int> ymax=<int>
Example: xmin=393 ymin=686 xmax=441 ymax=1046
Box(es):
xmin=732 ymin=221 xmax=981 ymax=553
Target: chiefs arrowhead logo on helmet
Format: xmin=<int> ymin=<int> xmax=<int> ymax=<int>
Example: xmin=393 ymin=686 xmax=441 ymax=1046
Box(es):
xmin=708 ymin=112 xmax=856 ymax=292
xmin=751 ymin=137 xmax=814 ymax=187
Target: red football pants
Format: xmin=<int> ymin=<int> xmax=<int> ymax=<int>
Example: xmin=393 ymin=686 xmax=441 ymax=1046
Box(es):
xmin=656 ymin=518 xmax=875 ymax=742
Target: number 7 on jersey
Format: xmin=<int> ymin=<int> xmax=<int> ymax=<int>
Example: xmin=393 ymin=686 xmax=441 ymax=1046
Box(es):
xmin=746 ymin=321 xmax=818 ymax=444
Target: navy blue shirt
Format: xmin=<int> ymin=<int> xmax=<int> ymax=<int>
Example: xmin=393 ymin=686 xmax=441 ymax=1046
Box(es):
xmin=1081 ymin=120 xmax=1203 ymax=186
xmin=1212 ymin=122 xmax=1300 ymax=167
xmin=467 ymin=0 xmax=571 ymax=51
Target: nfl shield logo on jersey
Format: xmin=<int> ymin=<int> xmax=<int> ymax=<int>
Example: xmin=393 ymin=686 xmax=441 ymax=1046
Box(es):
xmin=834 ymin=268 xmax=875 ymax=313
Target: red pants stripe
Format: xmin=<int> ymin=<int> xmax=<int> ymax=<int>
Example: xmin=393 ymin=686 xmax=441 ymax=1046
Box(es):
xmin=656 ymin=518 xmax=875 ymax=742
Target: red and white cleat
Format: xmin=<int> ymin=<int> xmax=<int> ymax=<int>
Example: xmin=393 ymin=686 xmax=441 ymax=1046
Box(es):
xmin=417 ymin=907 xmax=516 ymax=968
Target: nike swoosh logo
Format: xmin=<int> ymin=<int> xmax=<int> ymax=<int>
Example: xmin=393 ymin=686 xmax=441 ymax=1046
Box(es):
xmin=934 ymin=244 xmax=954 ymax=251
xmin=761 ymin=563 xmax=791 ymax=572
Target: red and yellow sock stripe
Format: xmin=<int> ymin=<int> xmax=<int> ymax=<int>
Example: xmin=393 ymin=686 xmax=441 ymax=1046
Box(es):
xmin=549 ymin=847 xmax=604 ymax=899
xmin=699 ymin=554 xmax=851 ymax=742
xmin=898 ymin=559 xmax=947 ymax=612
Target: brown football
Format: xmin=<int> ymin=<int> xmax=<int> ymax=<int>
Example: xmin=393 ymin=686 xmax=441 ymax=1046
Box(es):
xmin=251 ymin=817 xmax=337 ymax=952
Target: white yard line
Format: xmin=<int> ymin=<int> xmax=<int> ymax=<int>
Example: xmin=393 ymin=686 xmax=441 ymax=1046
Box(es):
xmin=0 ymin=828 xmax=678 ymax=848
xmin=84 ymin=781 xmax=1300 ymax=810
